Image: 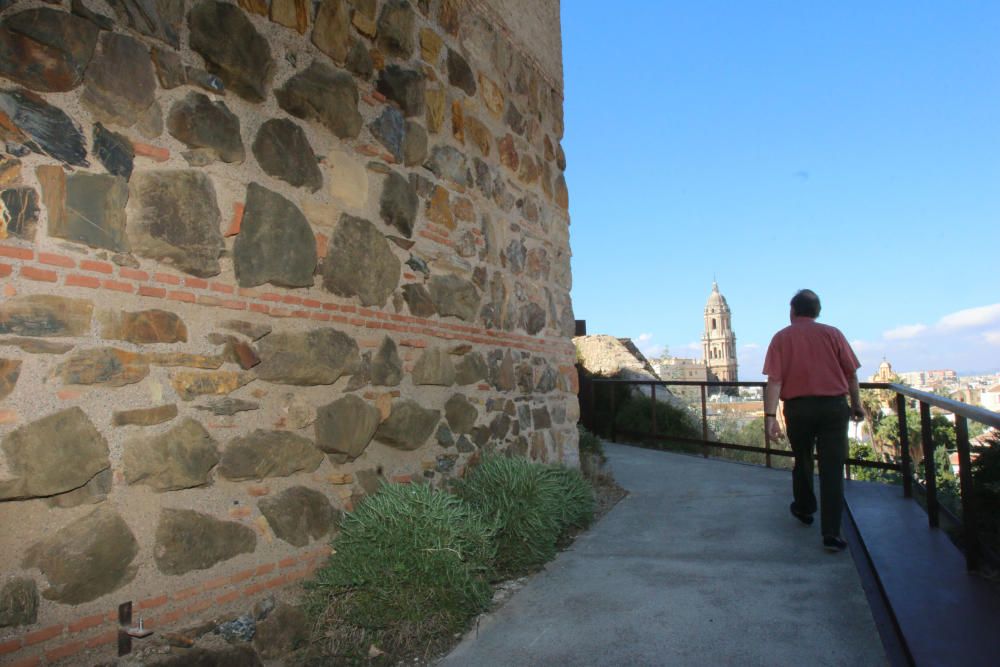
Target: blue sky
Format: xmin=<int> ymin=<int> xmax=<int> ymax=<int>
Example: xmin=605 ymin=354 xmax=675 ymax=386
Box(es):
xmin=561 ymin=1 xmax=1000 ymax=379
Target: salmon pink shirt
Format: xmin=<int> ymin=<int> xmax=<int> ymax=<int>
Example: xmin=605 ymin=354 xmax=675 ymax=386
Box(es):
xmin=762 ymin=316 xmax=860 ymax=400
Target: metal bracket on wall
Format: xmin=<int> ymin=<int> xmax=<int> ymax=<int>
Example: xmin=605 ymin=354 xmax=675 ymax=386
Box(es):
xmin=117 ymin=601 xmax=132 ymax=656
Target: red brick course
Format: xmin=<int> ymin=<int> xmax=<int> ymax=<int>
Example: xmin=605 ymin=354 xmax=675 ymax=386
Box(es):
xmin=37 ymin=252 xmax=75 ymax=268
xmin=20 ymin=266 xmax=58 ymax=282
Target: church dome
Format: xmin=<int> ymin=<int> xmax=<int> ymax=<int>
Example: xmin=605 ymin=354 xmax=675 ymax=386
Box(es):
xmin=705 ymin=281 xmax=729 ymax=311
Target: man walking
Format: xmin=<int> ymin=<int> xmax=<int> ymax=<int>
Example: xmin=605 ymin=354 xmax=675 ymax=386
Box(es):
xmin=763 ymin=289 xmax=865 ymax=552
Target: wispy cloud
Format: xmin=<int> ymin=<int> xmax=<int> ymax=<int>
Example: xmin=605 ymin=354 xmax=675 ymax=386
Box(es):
xmin=881 ymin=303 xmax=1000 ymax=341
xmin=938 ymin=304 xmax=1000 ymax=331
xmin=883 ymin=324 xmax=929 ymax=340
xmin=852 ymin=303 xmax=1000 ymax=375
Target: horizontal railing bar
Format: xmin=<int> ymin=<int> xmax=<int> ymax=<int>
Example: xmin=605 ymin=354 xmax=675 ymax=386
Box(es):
xmin=592 ymin=379 xmax=766 ymax=387
xmin=592 ymin=377 xmax=1000 ymax=428
xmin=887 ymin=383 xmax=1000 ymax=429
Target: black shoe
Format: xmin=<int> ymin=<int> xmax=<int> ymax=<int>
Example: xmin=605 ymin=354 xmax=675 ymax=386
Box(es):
xmin=823 ymin=536 xmax=847 ymax=552
xmin=790 ymin=503 xmax=814 ymax=525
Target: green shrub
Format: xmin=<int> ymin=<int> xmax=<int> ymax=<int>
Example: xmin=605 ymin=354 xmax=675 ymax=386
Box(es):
xmin=455 ymin=455 xmax=594 ymax=577
xmin=306 ymin=482 xmax=496 ymax=661
xmin=614 ymin=393 xmax=701 ymax=440
xmin=547 ymin=465 xmax=595 ymax=533
xmin=578 ymin=424 xmax=605 ymax=462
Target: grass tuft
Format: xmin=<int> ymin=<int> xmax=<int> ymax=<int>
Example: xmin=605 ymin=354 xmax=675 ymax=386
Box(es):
xmin=454 ymin=455 xmax=594 ymax=577
xmin=304 ymin=482 xmax=496 ymax=662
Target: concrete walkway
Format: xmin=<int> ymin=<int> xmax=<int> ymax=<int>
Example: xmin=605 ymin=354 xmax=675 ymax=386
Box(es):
xmin=440 ymin=443 xmax=886 ymax=666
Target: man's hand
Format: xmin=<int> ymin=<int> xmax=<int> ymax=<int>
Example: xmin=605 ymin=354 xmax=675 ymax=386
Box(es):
xmin=850 ymin=405 xmax=866 ymax=422
xmin=766 ymin=416 xmax=783 ymax=441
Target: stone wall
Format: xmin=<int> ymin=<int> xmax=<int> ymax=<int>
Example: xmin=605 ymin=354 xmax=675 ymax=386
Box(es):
xmin=0 ymin=0 xmax=574 ymax=663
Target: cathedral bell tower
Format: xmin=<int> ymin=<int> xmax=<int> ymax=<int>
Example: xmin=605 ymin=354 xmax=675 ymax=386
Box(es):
xmin=702 ymin=281 xmax=738 ymax=393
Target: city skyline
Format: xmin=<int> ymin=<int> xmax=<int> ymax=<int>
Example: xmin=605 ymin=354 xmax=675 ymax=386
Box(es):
xmin=562 ymin=2 xmax=1000 ymax=382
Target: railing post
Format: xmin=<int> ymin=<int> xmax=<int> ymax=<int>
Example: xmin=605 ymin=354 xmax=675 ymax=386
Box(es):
xmin=650 ymin=384 xmax=657 ymax=443
xmin=609 ymin=383 xmax=617 ymax=443
xmin=920 ymin=401 xmax=939 ymax=528
xmin=896 ymin=393 xmax=912 ymax=498
xmin=586 ymin=372 xmax=596 ymax=433
xmin=955 ymin=415 xmax=980 ymax=571
xmin=700 ymin=384 xmax=709 ymax=458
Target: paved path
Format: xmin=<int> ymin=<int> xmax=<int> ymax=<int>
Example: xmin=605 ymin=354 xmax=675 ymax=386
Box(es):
xmin=440 ymin=443 xmax=886 ymax=666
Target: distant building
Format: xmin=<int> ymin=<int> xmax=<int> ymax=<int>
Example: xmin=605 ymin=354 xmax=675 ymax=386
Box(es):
xmin=652 ymin=357 xmax=707 ymax=401
xmin=982 ymin=385 xmax=1000 ymax=412
xmin=870 ymin=358 xmax=898 ymax=383
xmin=702 ymin=281 xmax=738 ymax=394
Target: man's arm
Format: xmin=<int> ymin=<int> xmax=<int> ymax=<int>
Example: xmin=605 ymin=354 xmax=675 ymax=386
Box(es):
xmin=764 ymin=380 xmax=782 ymax=440
xmin=848 ymin=372 xmax=865 ymax=421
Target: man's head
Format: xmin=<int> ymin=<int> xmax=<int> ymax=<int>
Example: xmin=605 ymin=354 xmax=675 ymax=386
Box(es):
xmin=790 ymin=289 xmax=821 ymax=318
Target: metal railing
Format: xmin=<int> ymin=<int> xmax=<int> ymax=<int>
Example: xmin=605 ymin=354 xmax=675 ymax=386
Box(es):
xmin=581 ymin=376 xmax=1000 ymax=571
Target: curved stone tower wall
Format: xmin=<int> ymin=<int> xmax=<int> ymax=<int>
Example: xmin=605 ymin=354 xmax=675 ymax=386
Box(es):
xmin=0 ymin=0 xmax=573 ymax=663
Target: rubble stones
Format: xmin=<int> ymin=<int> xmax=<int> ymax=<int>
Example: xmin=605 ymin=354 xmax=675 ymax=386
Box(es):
xmin=444 ymin=393 xmax=477 ymax=433
xmin=377 ymin=66 xmax=425 ymax=117
xmin=219 ymin=430 xmax=323 ymax=480
xmin=254 ymin=603 xmax=310 ymax=659
xmin=276 ymin=61 xmax=362 ymax=139
xmin=375 ymin=400 xmax=439 ymax=450
xmin=151 ymin=46 xmax=186 ymax=88
xmin=313 ymin=0 xmax=351 ymax=63
xmin=23 ymin=506 xmax=138 ymax=603
xmin=403 ymin=120 xmax=428 ymax=166
xmin=322 ymin=214 xmax=401 ymax=306
xmin=82 ymin=33 xmax=157 ymax=127
xmin=171 ymin=370 xmax=255 ymax=400
xmin=379 ymin=170 xmax=418 ymax=237
xmin=128 ymin=170 xmax=224 ymax=277
xmin=113 ymin=404 xmax=179 ymax=427
xmin=253 ymin=119 xmax=322 ymax=191
xmin=93 ymin=124 xmax=135 ymax=180
xmin=377 ymin=0 xmax=416 ymax=58
xmin=0 ymin=8 xmax=99 ymax=93
xmin=425 ymin=145 xmax=470 ymax=186
xmin=0 ymin=407 xmax=109 ymax=501
xmin=234 ymin=183 xmax=317 ymax=288
xmin=189 ymin=0 xmax=275 ymax=103
xmin=0 ymin=578 xmax=37 ymax=628
xmin=100 ymin=309 xmax=188 ymax=344
xmin=455 ymin=351 xmax=488 ymax=385
xmin=371 ymin=337 xmax=403 ymax=386
xmin=124 ymin=418 xmax=219 ymax=490
xmin=154 ymin=508 xmax=256 ymax=575
xmin=259 ymin=486 xmax=339 ymax=547
xmin=58 ymin=347 xmax=149 ymax=386
xmin=0 ymin=358 xmax=20 ymax=400
xmin=196 ymin=398 xmax=260 ymax=416
xmin=0 ymin=295 xmax=93 ymax=337
xmin=167 ymin=92 xmax=245 ymax=164
xmin=314 ymin=394 xmax=380 ymax=459
xmin=446 ymin=49 xmax=477 ymax=95
xmin=0 ymin=187 xmax=39 ymax=240
xmin=47 ymin=172 xmax=129 ymax=251
xmin=428 ymin=274 xmax=480 ymax=321
xmin=0 ymin=89 xmax=88 ymax=167
xmin=370 ymin=107 xmax=406 ymax=162
xmin=402 ymin=283 xmax=437 ymax=317
xmin=255 ymin=328 xmax=360 ymax=385
xmin=412 ymin=347 xmax=455 ymax=385
xmin=108 ymin=0 xmax=184 ymax=48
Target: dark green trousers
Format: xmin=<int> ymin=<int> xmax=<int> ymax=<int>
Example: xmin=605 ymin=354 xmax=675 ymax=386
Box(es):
xmin=784 ymin=396 xmax=850 ymax=538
